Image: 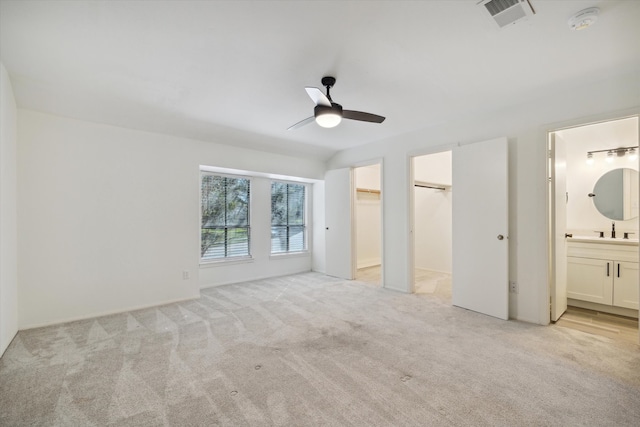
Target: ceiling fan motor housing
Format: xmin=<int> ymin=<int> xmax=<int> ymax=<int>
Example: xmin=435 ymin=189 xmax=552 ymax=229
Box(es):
xmin=314 ymin=103 xmax=342 ymax=117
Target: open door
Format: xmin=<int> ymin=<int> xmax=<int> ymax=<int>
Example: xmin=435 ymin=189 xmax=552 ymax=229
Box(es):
xmin=550 ymin=133 xmax=568 ymax=321
xmin=325 ymin=168 xmax=354 ymax=279
xmin=452 ymin=137 xmax=509 ymax=320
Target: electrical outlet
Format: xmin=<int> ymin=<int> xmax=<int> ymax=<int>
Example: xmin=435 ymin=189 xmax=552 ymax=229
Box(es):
xmin=509 ymin=281 xmax=518 ymax=293
xmin=182 ymin=270 xmax=190 ymax=280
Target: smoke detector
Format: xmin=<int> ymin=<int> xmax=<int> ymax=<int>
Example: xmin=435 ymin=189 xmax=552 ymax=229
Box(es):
xmin=478 ymin=0 xmax=536 ymax=28
xmin=568 ymin=7 xmax=600 ymax=31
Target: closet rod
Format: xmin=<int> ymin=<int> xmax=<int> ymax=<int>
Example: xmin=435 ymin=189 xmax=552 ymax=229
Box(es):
xmin=414 ymin=184 xmax=447 ymax=191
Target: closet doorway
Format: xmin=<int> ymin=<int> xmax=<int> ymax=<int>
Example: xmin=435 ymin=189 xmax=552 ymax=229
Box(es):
xmin=411 ymin=151 xmax=452 ymax=298
xmin=354 ymin=163 xmax=383 ymax=286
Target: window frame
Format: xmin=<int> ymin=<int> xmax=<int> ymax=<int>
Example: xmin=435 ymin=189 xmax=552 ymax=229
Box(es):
xmin=200 ymin=171 xmax=253 ymax=265
xmin=270 ymin=180 xmax=308 ymax=256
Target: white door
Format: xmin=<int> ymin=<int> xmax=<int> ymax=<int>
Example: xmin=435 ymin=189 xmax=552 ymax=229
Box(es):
xmin=613 ymin=261 xmax=640 ymax=310
xmin=325 ymin=168 xmax=354 ymax=279
xmin=452 ymin=138 xmax=509 ymax=320
xmin=550 ymin=133 xmax=568 ymax=321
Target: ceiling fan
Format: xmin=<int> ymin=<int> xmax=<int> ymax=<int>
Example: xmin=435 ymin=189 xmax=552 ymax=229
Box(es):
xmin=287 ymin=76 xmax=386 ymax=130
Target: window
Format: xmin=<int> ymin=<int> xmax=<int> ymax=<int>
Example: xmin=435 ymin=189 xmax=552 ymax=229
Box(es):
xmin=201 ymin=173 xmax=250 ymax=262
xmin=271 ymin=182 xmax=306 ymax=254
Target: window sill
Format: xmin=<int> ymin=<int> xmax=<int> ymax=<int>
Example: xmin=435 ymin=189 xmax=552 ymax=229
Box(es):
xmin=199 ymin=256 xmax=254 ymax=268
xmin=269 ymin=251 xmax=310 ymax=261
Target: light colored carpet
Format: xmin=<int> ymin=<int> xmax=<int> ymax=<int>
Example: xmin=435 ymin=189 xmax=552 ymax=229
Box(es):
xmin=1 ymin=272 xmax=639 ymax=426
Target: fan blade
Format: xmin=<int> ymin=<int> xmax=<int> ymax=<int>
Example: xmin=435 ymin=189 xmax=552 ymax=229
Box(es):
xmin=305 ymin=87 xmax=332 ymax=107
xmin=287 ymin=116 xmax=315 ymax=131
xmin=343 ymin=110 xmax=385 ymax=123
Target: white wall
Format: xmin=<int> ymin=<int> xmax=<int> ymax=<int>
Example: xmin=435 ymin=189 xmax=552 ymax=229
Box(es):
xmin=327 ymin=71 xmax=640 ymax=324
xmin=0 ymin=63 xmax=18 ymax=356
xmin=413 ymin=152 xmax=452 ymax=273
xmin=355 ymin=164 xmax=381 ymax=268
xmin=560 ymin=117 xmax=639 ymax=236
xmin=18 ymin=110 xmax=325 ymax=328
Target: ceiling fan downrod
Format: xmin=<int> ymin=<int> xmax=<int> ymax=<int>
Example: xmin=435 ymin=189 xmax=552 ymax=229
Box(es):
xmin=321 ymin=76 xmax=336 ymax=102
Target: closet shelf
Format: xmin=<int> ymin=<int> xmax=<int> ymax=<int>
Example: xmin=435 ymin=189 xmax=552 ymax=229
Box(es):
xmin=356 ymin=187 xmax=381 ymax=194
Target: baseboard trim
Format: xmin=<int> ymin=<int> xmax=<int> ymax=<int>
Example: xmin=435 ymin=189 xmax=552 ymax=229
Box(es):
xmin=357 ymin=259 xmax=381 ymax=269
xmin=199 ymin=268 xmax=313 ymax=290
xmin=19 ymin=295 xmax=199 ymax=330
xmin=568 ymin=298 xmax=639 ymax=319
xmin=0 ymin=330 xmax=19 ymax=358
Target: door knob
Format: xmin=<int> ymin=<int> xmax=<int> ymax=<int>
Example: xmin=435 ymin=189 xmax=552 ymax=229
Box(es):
xmin=497 ymin=234 xmax=504 ymax=240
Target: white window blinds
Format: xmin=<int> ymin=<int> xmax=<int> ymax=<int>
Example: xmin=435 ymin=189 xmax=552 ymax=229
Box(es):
xmin=271 ymin=182 xmax=306 ymax=253
xmin=201 ymin=174 xmax=250 ymax=261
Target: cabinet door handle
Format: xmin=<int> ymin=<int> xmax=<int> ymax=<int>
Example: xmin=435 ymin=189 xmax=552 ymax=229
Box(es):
xmin=617 ymin=263 xmax=620 ymax=278
xmin=607 ymin=262 xmax=610 ymax=277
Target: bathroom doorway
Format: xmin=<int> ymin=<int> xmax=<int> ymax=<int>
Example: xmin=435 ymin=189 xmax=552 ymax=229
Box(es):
xmin=411 ymin=151 xmax=453 ymax=299
xmin=548 ymin=115 xmax=640 ymax=344
xmin=354 ymin=163 xmax=383 ymax=286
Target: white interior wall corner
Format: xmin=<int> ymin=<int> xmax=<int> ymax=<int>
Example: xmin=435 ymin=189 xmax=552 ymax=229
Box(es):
xmin=0 ymin=63 xmax=19 ymax=355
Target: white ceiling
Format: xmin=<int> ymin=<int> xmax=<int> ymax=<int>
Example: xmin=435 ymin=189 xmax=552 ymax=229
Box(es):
xmin=1 ymin=1 xmax=639 ymax=160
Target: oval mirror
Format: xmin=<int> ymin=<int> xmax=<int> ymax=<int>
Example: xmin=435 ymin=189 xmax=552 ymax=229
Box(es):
xmin=591 ymin=168 xmax=639 ymax=221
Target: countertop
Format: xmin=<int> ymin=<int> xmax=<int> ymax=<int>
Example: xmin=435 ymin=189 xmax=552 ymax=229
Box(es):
xmin=567 ymin=236 xmax=639 ymax=245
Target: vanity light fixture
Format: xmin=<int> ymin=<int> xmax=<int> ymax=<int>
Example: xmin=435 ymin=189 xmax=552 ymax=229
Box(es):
xmin=586 ymin=152 xmax=594 ymax=165
xmin=586 ymin=146 xmax=639 ymax=164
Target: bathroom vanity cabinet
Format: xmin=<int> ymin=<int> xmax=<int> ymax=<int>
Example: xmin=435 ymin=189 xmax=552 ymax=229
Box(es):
xmin=567 ymin=238 xmax=639 ymax=311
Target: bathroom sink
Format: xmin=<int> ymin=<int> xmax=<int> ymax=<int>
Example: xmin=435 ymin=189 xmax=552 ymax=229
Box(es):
xmin=567 ymin=236 xmax=639 ymax=245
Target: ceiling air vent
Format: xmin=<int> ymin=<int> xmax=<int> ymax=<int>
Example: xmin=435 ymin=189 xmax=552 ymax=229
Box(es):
xmin=478 ymin=0 xmax=536 ymax=28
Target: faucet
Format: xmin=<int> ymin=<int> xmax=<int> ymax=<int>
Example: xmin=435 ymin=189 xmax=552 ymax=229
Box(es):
xmin=611 ymin=221 xmax=616 ymax=239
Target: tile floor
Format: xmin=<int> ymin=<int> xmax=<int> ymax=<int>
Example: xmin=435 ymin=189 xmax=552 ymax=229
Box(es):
xmin=555 ymin=306 xmax=639 ymax=345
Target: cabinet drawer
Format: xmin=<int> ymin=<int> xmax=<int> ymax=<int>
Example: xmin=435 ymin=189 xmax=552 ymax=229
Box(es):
xmin=567 ymin=242 xmax=638 ymax=262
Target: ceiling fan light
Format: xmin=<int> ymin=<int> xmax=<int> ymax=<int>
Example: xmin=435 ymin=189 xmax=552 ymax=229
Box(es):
xmin=314 ymin=104 xmax=343 ymax=128
xmin=315 ymin=112 xmax=342 ymax=128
